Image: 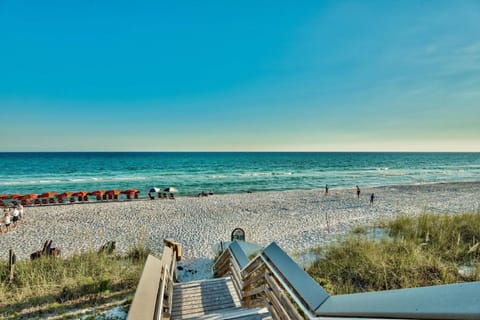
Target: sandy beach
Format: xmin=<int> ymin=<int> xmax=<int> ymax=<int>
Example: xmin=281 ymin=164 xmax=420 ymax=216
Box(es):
xmin=2 ymin=182 xmax=480 ymax=281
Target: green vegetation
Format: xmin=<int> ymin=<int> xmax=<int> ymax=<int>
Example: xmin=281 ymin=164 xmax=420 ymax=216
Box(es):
xmin=0 ymin=244 xmax=151 ymax=319
xmin=308 ymin=213 xmax=480 ymax=294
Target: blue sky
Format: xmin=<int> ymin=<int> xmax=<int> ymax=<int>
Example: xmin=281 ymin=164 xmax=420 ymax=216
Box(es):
xmin=1 ymin=0 xmax=479 ymax=151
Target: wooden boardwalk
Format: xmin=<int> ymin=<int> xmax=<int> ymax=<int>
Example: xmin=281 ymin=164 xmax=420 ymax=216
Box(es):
xmin=171 ymin=277 xmax=270 ymax=320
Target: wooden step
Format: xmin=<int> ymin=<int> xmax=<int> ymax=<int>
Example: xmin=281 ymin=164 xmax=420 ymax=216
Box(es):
xmin=194 ymin=306 xmax=271 ymax=320
xmin=171 ymin=277 xmax=243 ymax=319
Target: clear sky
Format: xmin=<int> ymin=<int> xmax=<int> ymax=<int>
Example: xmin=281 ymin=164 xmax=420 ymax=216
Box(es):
xmin=1 ymin=0 xmax=479 ymax=151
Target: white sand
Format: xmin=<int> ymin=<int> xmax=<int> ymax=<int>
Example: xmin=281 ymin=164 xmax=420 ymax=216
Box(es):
xmin=2 ymin=182 xmax=480 ymax=281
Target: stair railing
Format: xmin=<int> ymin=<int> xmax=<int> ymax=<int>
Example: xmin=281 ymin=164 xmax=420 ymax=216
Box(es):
xmin=128 ymin=239 xmax=180 ymax=320
xmin=213 ymin=241 xmax=480 ymax=320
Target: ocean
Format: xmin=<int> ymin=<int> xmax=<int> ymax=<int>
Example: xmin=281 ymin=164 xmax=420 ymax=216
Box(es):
xmin=0 ymin=152 xmax=479 ymax=196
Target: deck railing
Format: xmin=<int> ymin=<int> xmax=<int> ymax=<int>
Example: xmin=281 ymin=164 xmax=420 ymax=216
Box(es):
xmin=128 ymin=239 xmax=180 ymax=320
xmin=213 ymin=241 xmax=480 ymax=320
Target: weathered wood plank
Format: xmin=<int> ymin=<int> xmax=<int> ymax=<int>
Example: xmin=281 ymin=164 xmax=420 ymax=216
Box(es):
xmin=127 ymin=255 xmax=163 ymax=320
xmin=243 ymin=284 xmax=265 ymax=299
xmin=242 ymin=256 xmax=263 ymax=275
xmin=262 ymin=242 xmax=329 ymax=312
xmin=265 ymin=288 xmax=290 ymax=320
xmin=265 ymin=273 xmax=303 ymax=320
xmin=243 ymin=269 xmax=266 ymax=288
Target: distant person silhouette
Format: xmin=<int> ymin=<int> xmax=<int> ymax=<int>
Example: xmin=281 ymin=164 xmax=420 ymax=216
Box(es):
xmin=356 ymin=185 xmax=360 ymax=198
xmin=325 ymin=184 xmax=329 ymax=194
xmin=370 ymin=193 xmax=375 ymax=204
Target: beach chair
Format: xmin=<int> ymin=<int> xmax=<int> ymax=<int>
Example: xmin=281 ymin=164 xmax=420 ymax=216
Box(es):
xmin=49 ymin=198 xmax=56 ymax=204
xmin=98 ymin=241 xmax=116 ymax=255
xmin=12 ymin=200 xmax=18 ymax=206
xmin=34 ymin=199 xmax=41 ymax=205
xmin=69 ymin=197 xmax=75 ymax=203
xmin=21 ymin=199 xmax=29 ymax=206
xmin=134 ymin=193 xmax=139 ymax=199
xmin=168 ymin=193 xmax=175 ymax=200
xmin=41 ymin=198 xmax=47 ymax=205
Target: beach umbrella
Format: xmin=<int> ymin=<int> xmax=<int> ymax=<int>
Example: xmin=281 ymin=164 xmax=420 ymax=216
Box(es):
xmin=0 ymin=194 xmax=9 ymax=199
xmin=122 ymin=189 xmax=139 ymax=194
xmin=106 ymin=189 xmax=122 ymax=195
xmin=73 ymin=191 xmax=89 ymax=197
xmin=57 ymin=192 xmax=74 ymax=198
xmin=163 ymin=187 xmax=178 ymax=193
xmin=10 ymin=194 xmax=23 ymax=199
xmin=88 ymin=190 xmax=105 ymax=196
xmin=22 ymin=193 xmax=38 ymax=200
xmin=40 ymin=192 xmax=57 ymax=198
xmin=148 ymin=187 xmax=161 ymax=193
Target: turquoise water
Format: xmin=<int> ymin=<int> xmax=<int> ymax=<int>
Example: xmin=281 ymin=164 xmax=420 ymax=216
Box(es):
xmin=0 ymin=152 xmax=479 ymax=196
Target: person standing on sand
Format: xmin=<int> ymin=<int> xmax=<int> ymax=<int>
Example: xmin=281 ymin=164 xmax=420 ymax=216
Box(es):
xmin=370 ymin=193 xmax=375 ymax=204
xmin=325 ymin=184 xmax=329 ymax=194
xmin=12 ymin=205 xmax=20 ymax=227
xmin=356 ymin=185 xmax=360 ymax=198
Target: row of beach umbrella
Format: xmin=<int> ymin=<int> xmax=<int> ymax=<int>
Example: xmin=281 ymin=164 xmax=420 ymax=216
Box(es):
xmin=0 ymin=189 xmax=140 ymax=201
xmin=0 ymin=187 xmax=178 ymax=201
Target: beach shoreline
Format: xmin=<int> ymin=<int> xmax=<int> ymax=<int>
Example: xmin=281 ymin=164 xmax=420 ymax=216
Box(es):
xmin=2 ymin=181 xmax=480 ymax=281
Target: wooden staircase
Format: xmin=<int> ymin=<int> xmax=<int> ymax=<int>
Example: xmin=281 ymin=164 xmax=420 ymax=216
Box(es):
xmin=171 ymin=277 xmax=270 ymax=320
xmin=129 ymin=239 xmax=480 ymax=320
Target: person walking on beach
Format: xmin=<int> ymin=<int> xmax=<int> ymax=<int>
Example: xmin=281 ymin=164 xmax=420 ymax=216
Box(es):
xmin=12 ymin=205 xmax=20 ymax=228
xmin=325 ymin=184 xmax=329 ymax=195
xmin=356 ymin=185 xmax=361 ymax=198
xmin=370 ymin=193 xmax=375 ymax=205
xmin=4 ymin=209 xmax=12 ymax=232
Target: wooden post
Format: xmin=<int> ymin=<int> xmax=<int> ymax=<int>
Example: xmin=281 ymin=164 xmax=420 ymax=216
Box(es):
xmin=175 ymin=243 xmax=182 ymax=261
xmin=9 ymin=249 xmax=15 ymax=281
xmin=325 ymin=211 xmax=330 ymax=233
xmin=163 ymin=239 xmax=182 ymax=261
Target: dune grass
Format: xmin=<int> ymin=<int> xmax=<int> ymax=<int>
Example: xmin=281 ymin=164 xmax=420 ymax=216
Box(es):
xmin=0 ymin=244 xmax=150 ymax=319
xmin=308 ymin=213 xmax=480 ymax=294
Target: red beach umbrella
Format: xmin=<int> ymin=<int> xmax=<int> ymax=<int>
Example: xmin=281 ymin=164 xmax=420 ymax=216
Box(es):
xmin=73 ymin=191 xmax=89 ymax=197
xmin=106 ymin=189 xmax=122 ymax=195
xmin=40 ymin=192 xmax=57 ymax=198
xmin=57 ymin=192 xmax=74 ymax=198
xmin=22 ymin=193 xmax=38 ymax=200
xmin=88 ymin=190 xmax=105 ymax=196
xmin=122 ymin=189 xmax=139 ymax=194
xmin=10 ymin=194 xmax=23 ymax=199
xmin=0 ymin=194 xmax=9 ymax=199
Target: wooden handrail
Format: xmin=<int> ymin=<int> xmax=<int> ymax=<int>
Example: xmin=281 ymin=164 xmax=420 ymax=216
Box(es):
xmin=128 ymin=240 xmax=180 ymax=320
xmin=213 ymin=241 xmax=480 ymax=320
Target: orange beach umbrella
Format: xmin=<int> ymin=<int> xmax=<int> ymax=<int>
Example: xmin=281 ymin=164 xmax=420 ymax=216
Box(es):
xmin=88 ymin=190 xmax=105 ymax=196
xmin=73 ymin=191 xmax=88 ymax=197
xmin=106 ymin=189 xmax=122 ymax=195
xmin=22 ymin=193 xmax=38 ymax=200
xmin=122 ymin=189 xmax=139 ymax=194
xmin=40 ymin=192 xmax=57 ymax=198
xmin=57 ymin=192 xmax=74 ymax=198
